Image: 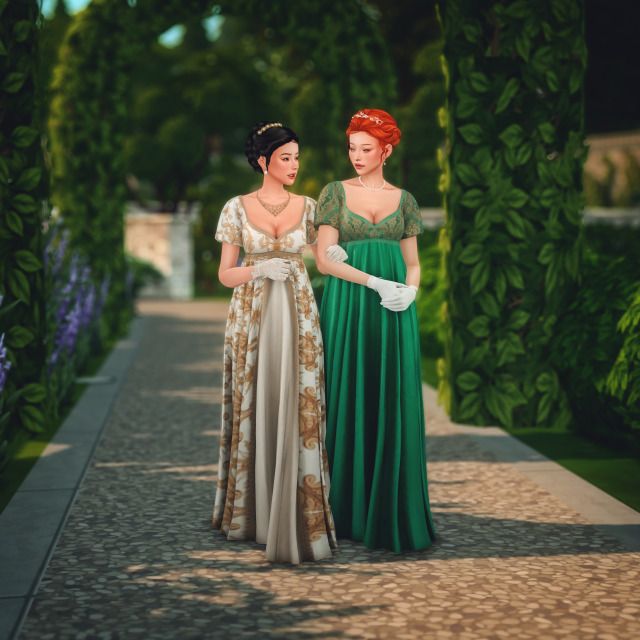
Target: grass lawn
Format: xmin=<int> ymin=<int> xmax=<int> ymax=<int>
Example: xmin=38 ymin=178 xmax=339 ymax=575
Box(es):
xmin=504 ymin=425 xmax=640 ymax=513
xmin=421 ymin=357 xmax=640 ymax=513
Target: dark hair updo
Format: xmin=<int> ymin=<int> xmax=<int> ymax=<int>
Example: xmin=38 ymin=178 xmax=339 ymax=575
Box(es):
xmin=245 ymin=121 xmax=299 ymax=174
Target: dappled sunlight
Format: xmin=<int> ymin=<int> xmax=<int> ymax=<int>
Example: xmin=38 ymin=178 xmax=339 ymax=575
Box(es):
xmin=151 ymin=387 xmax=218 ymax=405
xmin=40 ymin=442 xmax=72 ymax=458
xmin=143 ymin=463 xmax=217 ymax=482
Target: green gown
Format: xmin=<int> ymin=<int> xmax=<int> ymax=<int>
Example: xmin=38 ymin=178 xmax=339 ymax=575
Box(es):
xmin=315 ymin=181 xmax=437 ymax=552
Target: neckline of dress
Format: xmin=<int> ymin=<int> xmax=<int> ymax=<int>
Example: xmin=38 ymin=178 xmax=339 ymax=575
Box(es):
xmin=339 ymin=181 xmax=405 ymax=226
xmin=237 ymin=195 xmax=306 ymax=240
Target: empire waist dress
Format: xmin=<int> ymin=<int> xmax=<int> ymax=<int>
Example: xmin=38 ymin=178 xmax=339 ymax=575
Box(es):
xmin=212 ymin=195 xmax=337 ymax=563
xmin=315 ymin=181 xmax=437 ymax=552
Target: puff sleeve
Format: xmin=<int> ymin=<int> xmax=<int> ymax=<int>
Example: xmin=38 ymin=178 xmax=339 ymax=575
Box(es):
xmin=401 ymin=192 xmax=424 ymax=239
xmin=314 ymin=182 xmax=341 ymax=230
xmin=305 ymin=197 xmax=318 ymax=245
xmin=214 ymin=198 xmax=243 ymax=246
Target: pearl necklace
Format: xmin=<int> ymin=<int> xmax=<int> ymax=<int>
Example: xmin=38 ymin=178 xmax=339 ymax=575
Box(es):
xmin=257 ymin=190 xmax=290 ymax=217
xmin=358 ymin=175 xmax=386 ymax=191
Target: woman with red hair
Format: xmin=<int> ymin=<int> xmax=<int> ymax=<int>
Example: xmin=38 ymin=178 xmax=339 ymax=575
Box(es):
xmin=315 ymin=108 xmax=437 ymax=552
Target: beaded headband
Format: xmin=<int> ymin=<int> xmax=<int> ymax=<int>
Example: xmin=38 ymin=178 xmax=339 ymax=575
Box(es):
xmin=257 ymin=122 xmax=283 ymax=135
xmin=351 ymin=111 xmax=384 ymax=125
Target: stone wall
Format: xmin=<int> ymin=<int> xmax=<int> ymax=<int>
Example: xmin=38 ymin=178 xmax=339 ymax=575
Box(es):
xmin=125 ymin=204 xmax=199 ymax=299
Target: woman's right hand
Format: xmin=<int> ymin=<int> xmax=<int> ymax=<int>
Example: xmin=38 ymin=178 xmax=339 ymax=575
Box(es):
xmin=366 ymin=275 xmax=407 ymax=301
xmin=251 ymin=258 xmax=291 ymax=281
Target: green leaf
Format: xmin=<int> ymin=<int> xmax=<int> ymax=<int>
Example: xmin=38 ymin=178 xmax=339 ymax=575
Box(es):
xmin=470 ymin=259 xmax=490 ymax=294
xmin=536 ymin=372 xmax=556 ymax=393
xmin=504 ymin=210 xmax=526 ymax=239
xmin=499 ymin=124 xmax=524 ymax=148
xmin=504 ymin=264 xmax=524 ymax=289
xmin=14 ymin=250 xmax=42 ymax=272
xmin=468 ymin=315 xmax=490 ymax=338
xmin=456 ymin=371 xmax=482 ymax=391
xmin=465 ymin=343 xmax=490 ymax=368
xmin=5 ymin=210 xmax=24 ymax=236
xmin=458 ymin=392 xmax=482 ymax=420
xmin=478 ymin=292 xmax=500 ymax=318
xmin=495 ymin=78 xmax=520 ymax=114
xmin=13 ymin=20 xmax=31 ymax=42
xmin=569 ymin=68 xmax=582 ymax=94
xmin=12 ymin=126 xmax=39 ymax=148
xmin=484 ymin=387 xmax=513 ymax=427
xmin=456 ymin=94 xmax=479 ymax=119
xmin=538 ymin=122 xmax=555 ymax=143
xmin=459 ymin=124 xmax=484 ymax=145
xmin=22 ymin=383 xmax=47 ymax=403
xmin=514 ymin=33 xmax=531 ymax=61
xmin=11 ymin=194 xmax=37 ymax=214
xmin=514 ymin=144 xmax=533 ymax=166
xmin=545 ymin=70 xmax=559 ymax=92
xmin=14 ymin=167 xmax=41 ymax=191
xmin=0 ymin=156 xmax=9 ymax=184
xmin=459 ymin=243 xmax=484 ymax=265
xmin=3 ymin=72 xmax=26 ymax=93
xmin=496 ymin=332 xmax=525 ymax=367
xmin=540 ymin=187 xmax=557 ymax=207
xmin=7 ymin=325 xmax=34 ymax=348
xmin=494 ymin=270 xmax=507 ymax=303
xmin=461 ymin=188 xmax=485 ymax=208
xmin=462 ymin=23 xmax=481 ymax=43
xmin=469 ymin=71 xmax=490 ymax=93
xmin=0 ymin=37 xmax=7 ymax=56
xmin=457 ymin=163 xmax=481 ymax=186
xmin=19 ymin=405 xmax=45 ymax=434
xmin=505 ymin=188 xmax=528 ymax=208
xmin=508 ymin=310 xmax=530 ymax=330
xmin=536 ymin=393 xmax=553 ymax=424
xmin=8 ymin=268 xmax=30 ymax=302
xmin=538 ymin=242 xmax=554 ymax=265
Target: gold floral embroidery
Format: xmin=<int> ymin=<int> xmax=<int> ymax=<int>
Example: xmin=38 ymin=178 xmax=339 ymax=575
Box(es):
xmin=212 ymin=195 xmax=337 ymax=560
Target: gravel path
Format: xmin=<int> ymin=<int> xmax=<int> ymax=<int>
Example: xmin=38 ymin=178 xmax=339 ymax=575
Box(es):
xmin=19 ymin=300 xmax=640 ymax=640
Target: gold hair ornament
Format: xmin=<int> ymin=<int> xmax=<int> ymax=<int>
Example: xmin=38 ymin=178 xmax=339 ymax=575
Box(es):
xmin=352 ymin=111 xmax=384 ymax=125
xmin=257 ymin=122 xmax=283 ymax=135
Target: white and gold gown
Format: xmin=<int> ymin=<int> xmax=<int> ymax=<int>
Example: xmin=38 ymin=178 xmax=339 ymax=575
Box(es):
xmin=212 ymin=195 xmax=337 ymax=563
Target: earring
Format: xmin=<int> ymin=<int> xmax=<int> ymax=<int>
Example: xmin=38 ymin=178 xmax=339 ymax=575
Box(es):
xmin=383 ymin=161 xmax=387 ymax=166
xmin=264 ymin=170 xmax=268 ymax=175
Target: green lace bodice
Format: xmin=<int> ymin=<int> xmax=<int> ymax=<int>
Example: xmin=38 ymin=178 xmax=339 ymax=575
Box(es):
xmin=314 ymin=181 xmax=423 ymax=243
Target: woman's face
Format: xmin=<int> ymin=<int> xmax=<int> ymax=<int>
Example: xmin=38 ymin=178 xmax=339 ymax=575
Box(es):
xmin=262 ymin=141 xmax=299 ymax=185
xmin=348 ymin=131 xmax=385 ymax=175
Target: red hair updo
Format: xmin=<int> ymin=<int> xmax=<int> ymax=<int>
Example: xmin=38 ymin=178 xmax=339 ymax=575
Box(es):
xmin=346 ymin=108 xmax=402 ymax=148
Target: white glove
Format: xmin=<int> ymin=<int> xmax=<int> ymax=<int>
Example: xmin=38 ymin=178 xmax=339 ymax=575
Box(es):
xmin=326 ymin=244 xmax=348 ymax=263
xmin=251 ymin=258 xmax=291 ymax=281
xmin=381 ymin=285 xmax=418 ymax=312
xmin=366 ymin=276 xmax=406 ymax=301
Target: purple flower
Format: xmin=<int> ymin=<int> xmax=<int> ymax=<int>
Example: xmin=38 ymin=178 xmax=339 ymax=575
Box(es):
xmin=0 ymin=333 xmax=11 ymax=394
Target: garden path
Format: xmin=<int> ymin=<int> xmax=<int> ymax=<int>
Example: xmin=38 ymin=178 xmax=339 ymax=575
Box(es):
xmin=16 ymin=300 xmax=640 ymax=639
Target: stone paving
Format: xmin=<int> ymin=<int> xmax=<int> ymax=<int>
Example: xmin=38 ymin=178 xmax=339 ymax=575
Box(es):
xmin=18 ymin=300 xmax=640 ymax=639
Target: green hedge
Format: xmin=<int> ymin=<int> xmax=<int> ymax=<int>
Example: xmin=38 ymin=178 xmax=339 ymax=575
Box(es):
xmin=0 ymin=0 xmax=47 ymax=471
xmin=438 ymin=0 xmax=587 ymax=428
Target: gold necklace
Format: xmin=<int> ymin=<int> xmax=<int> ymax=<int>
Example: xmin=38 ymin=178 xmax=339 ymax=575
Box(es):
xmin=257 ymin=190 xmax=290 ymax=217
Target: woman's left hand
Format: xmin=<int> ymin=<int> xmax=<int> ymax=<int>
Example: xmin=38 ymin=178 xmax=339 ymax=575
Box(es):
xmin=381 ymin=285 xmax=417 ymax=312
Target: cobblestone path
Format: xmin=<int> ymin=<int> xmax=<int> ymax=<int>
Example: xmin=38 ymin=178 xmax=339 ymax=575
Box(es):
xmin=20 ymin=301 xmax=640 ymax=639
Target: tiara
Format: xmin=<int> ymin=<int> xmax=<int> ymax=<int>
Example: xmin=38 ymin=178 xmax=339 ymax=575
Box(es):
xmin=257 ymin=122 xmax=283 ymax=135
xmin=352 ymin=111 xmax=384 ymax=125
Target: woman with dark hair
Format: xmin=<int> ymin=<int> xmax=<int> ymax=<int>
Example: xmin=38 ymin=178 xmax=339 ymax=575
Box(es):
xmin=211 ymin=121 xmax=337 ymax=563
xmin=315 ymin=109 xmax=437 ymax=553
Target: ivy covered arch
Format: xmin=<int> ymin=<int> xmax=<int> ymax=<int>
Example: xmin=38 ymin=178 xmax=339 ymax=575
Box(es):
xmin=48 ymin=0 xmax=396 ymax=332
